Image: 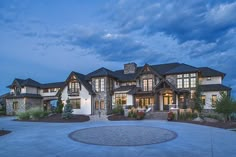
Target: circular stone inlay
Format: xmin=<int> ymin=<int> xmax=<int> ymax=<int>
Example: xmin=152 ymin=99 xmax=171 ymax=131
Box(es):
xmin=69 ymin=126 xmax=177 ymax=146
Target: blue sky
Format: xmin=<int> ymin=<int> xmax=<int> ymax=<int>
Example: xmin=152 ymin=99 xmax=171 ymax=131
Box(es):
xmin=0 ymin=0 xmax=236 ymax=97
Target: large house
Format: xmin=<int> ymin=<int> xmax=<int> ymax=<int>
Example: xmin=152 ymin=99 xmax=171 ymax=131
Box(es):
xmin=4 ymin=62 xmax=231 ymax=115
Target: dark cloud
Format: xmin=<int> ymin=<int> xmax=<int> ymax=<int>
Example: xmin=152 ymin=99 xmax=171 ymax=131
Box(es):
xmin=108 ymin=0 xmax=236 ymax=43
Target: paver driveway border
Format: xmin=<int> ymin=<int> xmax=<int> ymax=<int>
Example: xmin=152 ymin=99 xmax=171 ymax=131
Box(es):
xmin=0 ymin=116 xmax=236 ymax=157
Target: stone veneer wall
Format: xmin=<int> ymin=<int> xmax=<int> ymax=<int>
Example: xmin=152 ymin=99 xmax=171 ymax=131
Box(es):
xmin=6 ymin=98 xmax=25 ymax=115
xmin=6 ymin=98 xmax=43 ymax=115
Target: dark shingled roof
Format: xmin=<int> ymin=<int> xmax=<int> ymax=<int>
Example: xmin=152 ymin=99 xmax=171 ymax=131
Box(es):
xmin=164 ymin=63 xmax=199 ymax=75
xmin=41 ymin=82 xmax=65 ymax=88
xmin=114 ymin=68 xmax=142 ymax=82
xmin=113 ymin=85 xmax=136 ymax=92
xmin=13 ymin=78 xmax=41 ymax=88
xmin=200 ymin=84 xmax=231 ymax=92
xmin=86 ymin=67 xmax=118 ymax=79
xmin=5 ymin=93 xmax=42 ymax=99
xmin=198 ymin=67 xmax=225 ymax=77
xmin=151 ymin=63 xmax=180 ymax=75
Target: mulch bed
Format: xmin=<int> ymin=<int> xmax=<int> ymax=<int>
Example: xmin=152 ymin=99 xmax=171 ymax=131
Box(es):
xmin=15 ymin=114 xmax=90 ymax=123
xmin=0 ymin=130 xmax=11 ymax=136
xmin=108 ymin=115 xmax=136 ymax=121
xmin=175 ymin=120 xmax=236 ymax=129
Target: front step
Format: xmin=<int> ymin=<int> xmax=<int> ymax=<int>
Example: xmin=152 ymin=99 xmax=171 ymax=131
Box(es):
xmin=145 ymin=111 xmax=168 ymax=120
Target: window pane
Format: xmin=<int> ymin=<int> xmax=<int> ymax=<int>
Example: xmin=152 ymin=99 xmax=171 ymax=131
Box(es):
xmin=184 ymin=74 xmax=189 ymax=77
xmin=177 ymin=74 xmax=182 ymax=78
xmin=95 ymin=79 xmax=99 ymax=92
xmin=212 ymin=95 xmax=217 ymax=106
xmin=201 ymin=95 xmax=206 ymax=105
xmin=101 ymin=78 xmax=105 ymax=92
xmin=184 ymin=78 xmax=189 ymax=88
xmin=143 ymin=79 xmax=148 ymax=91
xmin=148 ymin=79 xmax=153 ymax=91
xmin=95 ymin=101 xmax=99 ymax=109
xmin=70 ymin=99 xmax=80 ymax=109
xmin=100 ymin=100 xmax=105 ymax=110
xmin=190 ymin=78 xmax=196 ymax=87
xmin=177 ymin=79 xmax=182 ymax=88
xmin=191 ymin=73 xmax=196 ymax=77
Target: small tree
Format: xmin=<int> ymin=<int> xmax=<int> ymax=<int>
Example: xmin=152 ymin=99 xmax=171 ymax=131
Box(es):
xmin=56 ymin=93 xmax=63 ymax=113
xmin=62 ymin=99 xmax=73 ymax=119
xmin=192 ymin=82 xmax=203 ymax=115
xmin=215 ymin=92 xmax=235 ymax=122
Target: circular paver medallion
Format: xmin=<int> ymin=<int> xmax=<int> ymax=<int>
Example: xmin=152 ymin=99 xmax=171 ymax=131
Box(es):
xmin=69 ymin=126 xmax=177 ymax=146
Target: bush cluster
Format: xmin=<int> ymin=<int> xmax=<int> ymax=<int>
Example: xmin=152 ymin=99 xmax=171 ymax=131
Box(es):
xmin=17 ymin=107 xmax=48 ymax=120
xmin=128 ymin=107 xmax=145 ymax=120
xmin=112 ymin=104 xmax=124 ymax=115
xmin=178 ymin=111 xmax=198 ymax=120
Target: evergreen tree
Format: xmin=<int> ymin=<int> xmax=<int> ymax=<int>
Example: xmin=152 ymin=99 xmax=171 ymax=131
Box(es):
xmin=192 ymin=81 xmax=203 ymax=114
xmin=62 ymin=99 xmax=73 ymax=119
xmin=56 ymin=93 xmax=63 ymax=113
xmin=215 ymin=92 xmax=235 ymax=122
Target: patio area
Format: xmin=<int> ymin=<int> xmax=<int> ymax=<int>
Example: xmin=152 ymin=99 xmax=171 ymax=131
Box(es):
xmin=0 ymin=116 xmax=236 ymax=157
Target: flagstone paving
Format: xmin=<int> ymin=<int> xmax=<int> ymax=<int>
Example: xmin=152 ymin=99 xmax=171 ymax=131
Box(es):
xmin=0 ymin=116 xmax=236 ymax=157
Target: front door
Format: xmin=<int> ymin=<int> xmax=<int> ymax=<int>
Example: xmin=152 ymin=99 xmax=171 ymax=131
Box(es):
xmin=163 ymin=96 xmax=173 ymax=110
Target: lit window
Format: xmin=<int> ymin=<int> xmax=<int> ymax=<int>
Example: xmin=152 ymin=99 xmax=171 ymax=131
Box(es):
xmin=190 ymin=78 xmax=196 ymax=87
xmin=143 ymin=79 xmax=153 ymax=91
xmin=95 ymin=101 xmax=99 ymax=109
xmin=101 ymin=78 xmax=105 ymax=92
xmin=184 ymin=74 xmax=189 ymax=77
xmin=207 ymin=77 xmax=211 ymax=80
xmin=177 ymin=74 xmax=182 ymax=78
xmin=201 ymin=95 xmax=206 ymax=105
xmin=184 ymin=78 xmax=189 ymax=88
xmin=190 ymin=73 xmax=196 ymax=77
xmin=212 ymin=95 xmax=217 ymax=106
xmin=115 ymin=93 xmax=127 ymax=105
xmin=177 ymin=79 xmax=182 ymax=88
xmin=100 ymin=100 xmax=105 ymax=110
xmin=95 ymin=78 xmax=105 ymax=92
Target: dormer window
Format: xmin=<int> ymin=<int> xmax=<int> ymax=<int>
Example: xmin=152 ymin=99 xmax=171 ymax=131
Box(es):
xmin=143 ymin=79 xmax=153 ymax=91
xmin=69 ymin=82 xmax=79 ymax=93
xmin=14 ymin=86 xmax=21 ymax=95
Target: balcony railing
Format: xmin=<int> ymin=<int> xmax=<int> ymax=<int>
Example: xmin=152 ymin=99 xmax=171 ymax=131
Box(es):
xmin=68 ymin=89 xmax=80 ymax=96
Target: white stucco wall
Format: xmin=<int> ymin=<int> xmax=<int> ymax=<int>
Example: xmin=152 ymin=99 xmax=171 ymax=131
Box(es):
xmin=61 ymin=85 xmax=91 ymax=115
xmin=40 ymin=89 xmax=59 ymax=97
xmin=127 ymin=94 xmax=133 ymax=106
xmin=25 ymin=87 xmax=38 ymax=94
xmin=199 ymin=76 xmax=222 ymax=85
xmin=201 ymin=91 xmax=222 ymax=109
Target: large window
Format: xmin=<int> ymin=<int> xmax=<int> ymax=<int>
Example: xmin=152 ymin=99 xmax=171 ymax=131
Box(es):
xmin=69 ymin=82 xmax=79 ymax=93
xmin=115 ymin=93 xmax=127 ymax=105
xmin=95 ymin=100 xmax=105 ymax=110
xmin=95 ymin=78 xmax=105 ymax=92
xmin=212 ymin=95 xmax=217 ymax=106
xmin=201 ymin=95 xmax=206 ymax=105
xmin=70 ymin=99 xmax=80 ymax=109
xmin=143 ymin=79 xmax=153 ymax=91
xmin=177 ymin=73 xmax=196 ymax=88
xmin=136 ymin=98 xmax=154 ymax=108
xmin=13 ymin=101 xmax=18 ymax=111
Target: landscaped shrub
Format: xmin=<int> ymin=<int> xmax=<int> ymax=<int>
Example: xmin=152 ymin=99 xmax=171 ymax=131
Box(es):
xmin=29 ymin=107 xmax=45 ymax=120
xmin=112 ymin=104 xmax=124 ymax=115
xmin=62 ymin=99 xmax=73 ymax=119
xmin=136 ymin=111 xmax=145 ymax=120
xmin=17 ymin=112 xmax=30 ymax=120
xmin=128 ymin=107 xmax=137 ymax=118
xmin=167 ymin=111 xmax=174 ymax=121
xmin=178 ymin=111 xmax=198 ymax=120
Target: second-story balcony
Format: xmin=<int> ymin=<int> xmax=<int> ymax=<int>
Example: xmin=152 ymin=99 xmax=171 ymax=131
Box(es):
xmin=68 ymin=88 xmax=80 ymax=96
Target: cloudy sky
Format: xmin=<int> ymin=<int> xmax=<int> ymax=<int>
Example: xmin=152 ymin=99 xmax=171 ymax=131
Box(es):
xmin=0 ymin=0 xmax=235 ymax=97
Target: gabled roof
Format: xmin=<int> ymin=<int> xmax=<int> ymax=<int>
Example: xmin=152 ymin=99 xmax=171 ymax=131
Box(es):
xmin=73 ymin=71 xmax=93 ymax=94
xmin=198 ymin=67 xmax=225 ymax=78
xmin=200 ymin=84 xmax=231 ymax=92
xmin=86 ymin=67 xmax=118 ymax=79
xmin=7 ymin=78 xmax=41 ymax=88
xmin=164 ymin=63 xmax=199 ymax=75
xmin=41 ymin=82 xmax=65 ymax=89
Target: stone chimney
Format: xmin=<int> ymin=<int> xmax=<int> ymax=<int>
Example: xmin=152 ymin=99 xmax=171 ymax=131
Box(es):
xmin=124 ymin=63 xmax=137 ymax=74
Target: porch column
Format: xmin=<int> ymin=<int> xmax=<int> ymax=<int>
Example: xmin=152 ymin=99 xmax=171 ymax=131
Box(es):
xmin=173 ymin=92 xmax=176 ymax=107
xmin=154 ymin=92 xmax=160 ymax=111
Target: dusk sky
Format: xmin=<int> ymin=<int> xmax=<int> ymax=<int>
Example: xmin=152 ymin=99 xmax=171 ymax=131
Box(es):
xmin=0 ymin=0 xmax=236 ymax=97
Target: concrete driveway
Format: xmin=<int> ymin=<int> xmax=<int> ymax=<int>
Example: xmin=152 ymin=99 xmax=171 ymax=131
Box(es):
xmin=0 ymin=117 xmax=236 ymax=157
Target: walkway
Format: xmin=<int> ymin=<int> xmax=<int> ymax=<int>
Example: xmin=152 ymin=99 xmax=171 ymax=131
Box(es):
xmin=0 ymin=117 xmax=236 ymax=157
